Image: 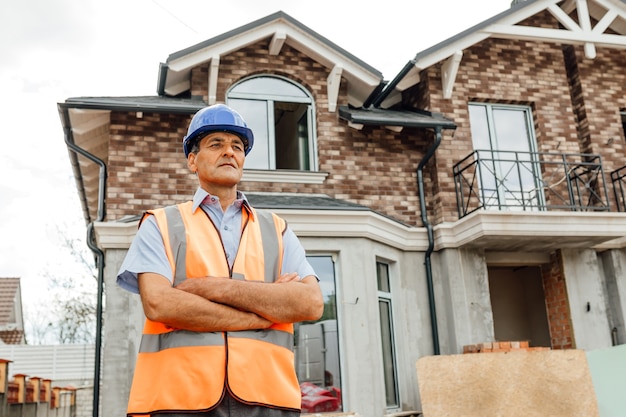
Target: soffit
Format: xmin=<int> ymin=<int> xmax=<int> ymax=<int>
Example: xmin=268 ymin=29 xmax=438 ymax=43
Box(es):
xmin=159 ymin=11 xmax=384 ymax=107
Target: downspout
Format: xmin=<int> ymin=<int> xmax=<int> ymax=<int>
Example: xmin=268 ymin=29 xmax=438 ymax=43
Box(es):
xmin=417 ymin=126 xmax=442 ymax=355
xmin=59 ymin=105 xmax=106 ymax=417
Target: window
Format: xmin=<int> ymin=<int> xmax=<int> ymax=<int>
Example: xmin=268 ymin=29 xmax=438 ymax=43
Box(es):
xmin=296 ymin=255 xmax=342 ymax=413
xmin=621 ymin=111 xmax=626 ymax=137
xmin=377 ymin=261 xmax=399 ymax=409
xmin=468 ymin=103 xmax=543 ymax=210
xmin=228 ymin=76 xmax=317 ymax=171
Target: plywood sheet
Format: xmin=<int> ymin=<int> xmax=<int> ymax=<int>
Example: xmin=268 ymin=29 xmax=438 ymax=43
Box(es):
xmin=416 ymin=349 xmax=599 ymax=417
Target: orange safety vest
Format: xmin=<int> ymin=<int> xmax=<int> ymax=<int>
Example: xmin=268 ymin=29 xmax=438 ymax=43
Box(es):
xmin=127 ymin=201 xmax=300 ymax=415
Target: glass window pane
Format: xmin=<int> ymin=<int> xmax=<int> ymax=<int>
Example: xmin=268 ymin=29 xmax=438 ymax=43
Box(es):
xmin=229 ymin=98 xmax=270 ymax=169
xmin=492 ymin=108 xmax=532 ymax=153
xmin=228 ymin=76 xmax=316 ymax=172
xmin=377 ymin=262 xmax=390 ymax=293
xmin=231 ymin=76 xmax=309 ymax=100
xmin=296 ymin=256 xmax=342 ymax=413
xmin=274 ymin=101 xmax=309 ymax=170
xmin=469 ymin=104 xmax=492 ymax=151
xmin=379 ymin=299 xmax=399 ymax=407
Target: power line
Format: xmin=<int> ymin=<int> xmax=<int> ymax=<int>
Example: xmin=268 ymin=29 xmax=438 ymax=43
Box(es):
xmin=150 ymin=0 xmax=199 ymax=34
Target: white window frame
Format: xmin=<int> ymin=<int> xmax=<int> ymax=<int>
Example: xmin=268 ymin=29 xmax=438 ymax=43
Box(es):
xmin=227 ymin=75 xmax=319 ymax=174
xmin=468 ymin=102 xmax=544 ymax=210
xmin=376 ymin=260 xmax=400 ymax=409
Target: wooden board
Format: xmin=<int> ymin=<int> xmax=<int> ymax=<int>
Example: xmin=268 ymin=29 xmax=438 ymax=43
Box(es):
xmin=416 ymin=349 xmax=599 ymax=417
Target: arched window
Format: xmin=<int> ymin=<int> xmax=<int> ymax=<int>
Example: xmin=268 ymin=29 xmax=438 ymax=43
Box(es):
xmin=228 ymin=76 xmax=317 ymax=171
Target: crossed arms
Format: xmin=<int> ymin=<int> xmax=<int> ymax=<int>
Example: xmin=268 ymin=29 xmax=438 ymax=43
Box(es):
xmin=138 ymin=272 xmax=324 ymax=332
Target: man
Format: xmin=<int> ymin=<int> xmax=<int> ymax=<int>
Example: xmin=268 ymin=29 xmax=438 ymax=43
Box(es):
xmin=117 ymin=104 xmax=324 ymax=417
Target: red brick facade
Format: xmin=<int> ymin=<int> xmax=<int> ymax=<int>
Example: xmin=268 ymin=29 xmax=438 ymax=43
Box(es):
xmin=542 ymin=250 xmax=574 ymax=350
xmin=105 ymin=40 xmax=434 ymax=225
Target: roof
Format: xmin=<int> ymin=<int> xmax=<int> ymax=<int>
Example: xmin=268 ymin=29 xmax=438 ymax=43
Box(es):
xmin=157 ymin=10 xmax=385 ymax=109
xmin=338 ymin=106 xmax=456 ymax=130
xmin=60 ymin=96 xmax=207 ymax=113
xmin=245 ymin=192 xmax=412 ymax=227
xmin=375 ymin=0 xmax=626 ymax=107
xmin=246 ymin=193 xmax=371 ymax=211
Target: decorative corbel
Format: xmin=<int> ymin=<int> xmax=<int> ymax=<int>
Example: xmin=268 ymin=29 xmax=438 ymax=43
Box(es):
xmin=441 ymin=50 xmax=463 ymax=99
xmin=269 ymin=31 xmax=287 ymax=55
xmin=208 ymin=55 xmax=220 ymax=105
xmin=327 ymin=65 xmax=343 ymax=112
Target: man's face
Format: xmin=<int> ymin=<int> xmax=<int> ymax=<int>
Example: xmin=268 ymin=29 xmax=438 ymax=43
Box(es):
xmin=187 ymin=131 xmax=246 ymax=189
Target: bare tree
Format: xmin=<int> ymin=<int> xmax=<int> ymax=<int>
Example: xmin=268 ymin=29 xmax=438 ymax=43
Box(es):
xmin=25 ymin=222 xmax=98 ymax=345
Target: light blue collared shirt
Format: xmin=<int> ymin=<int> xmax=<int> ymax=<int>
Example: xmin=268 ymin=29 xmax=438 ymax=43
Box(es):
xmin=117 ymin=188 xmax=316 ymax=293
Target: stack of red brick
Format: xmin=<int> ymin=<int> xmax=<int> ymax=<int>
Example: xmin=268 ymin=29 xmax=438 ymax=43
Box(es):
xmin=463 ymin=341 xmax=551 ymax=353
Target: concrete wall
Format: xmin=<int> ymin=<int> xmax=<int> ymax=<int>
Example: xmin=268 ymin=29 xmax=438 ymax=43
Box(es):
xmin=560 ymin=249 xmax=612 ymax=350
xmin=432 ymin=248 xmax=495 ymax=355
xmin=597 ymin=248 xmax=626 ymax=345
xmin=100 ymin=249 xmax=143 ymax=417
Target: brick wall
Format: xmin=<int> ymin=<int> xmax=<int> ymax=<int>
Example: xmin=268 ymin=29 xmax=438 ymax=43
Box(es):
xmin=104 ymin=15 xmax=626 ymax=225
xmin=105 ymin=40 xmax=434 ymax=226
xmin=542 ymin=250 xmax=574 ymax=350
xmin=410 ymin=11 xmax=626 ymax=223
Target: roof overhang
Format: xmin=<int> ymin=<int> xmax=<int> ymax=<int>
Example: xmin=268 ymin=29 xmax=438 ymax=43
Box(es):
xmin=338 ymin=105 xmax=457 ymax=132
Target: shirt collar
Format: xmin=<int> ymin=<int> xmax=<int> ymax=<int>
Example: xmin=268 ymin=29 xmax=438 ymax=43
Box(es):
xmin=191 ymin=188 xmax=251 ymax=214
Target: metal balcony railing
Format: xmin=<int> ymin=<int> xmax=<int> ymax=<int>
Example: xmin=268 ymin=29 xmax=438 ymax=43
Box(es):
xmin=610 ymin=165 xmax=626 ymax=212
xmin=453 ymin=150 xmax=610 ymax=219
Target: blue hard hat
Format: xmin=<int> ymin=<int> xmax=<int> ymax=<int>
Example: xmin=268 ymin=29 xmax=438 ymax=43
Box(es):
xmin=182 ymin=104 xmax=254 ymax=157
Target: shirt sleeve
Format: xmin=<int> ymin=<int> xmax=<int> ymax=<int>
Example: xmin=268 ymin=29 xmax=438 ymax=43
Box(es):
xmin=116 ymin=215 xmax=174 ymax=294
xmin=281 ymin=226 xmax=318 ymax=280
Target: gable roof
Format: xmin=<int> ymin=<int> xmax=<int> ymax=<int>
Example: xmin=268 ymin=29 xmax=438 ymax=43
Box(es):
xmin=157 ymin=10 xmax=385 ymax=110
xmin=375 ymin=0 xmax=626 ymax=107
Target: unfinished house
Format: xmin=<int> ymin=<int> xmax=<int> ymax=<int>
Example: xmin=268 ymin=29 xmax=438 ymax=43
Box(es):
xmin=58 ymin=1 xmax=626 ymax=415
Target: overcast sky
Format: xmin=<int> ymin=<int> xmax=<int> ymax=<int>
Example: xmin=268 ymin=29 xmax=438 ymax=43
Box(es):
xmin=0 ymin=0 xmax=509 ymax=318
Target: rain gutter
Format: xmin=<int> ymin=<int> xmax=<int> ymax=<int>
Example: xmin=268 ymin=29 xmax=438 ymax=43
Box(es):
xmin=57 ymin=103 xmax=106 ymax=417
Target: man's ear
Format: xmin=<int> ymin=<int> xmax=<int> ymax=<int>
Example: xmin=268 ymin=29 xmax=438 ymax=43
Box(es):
xmin=187 ymin=153 xmax=197 ymax=173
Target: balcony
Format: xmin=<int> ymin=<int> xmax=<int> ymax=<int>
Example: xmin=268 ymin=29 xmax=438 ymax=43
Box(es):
xmin=453 ymin=150 xmax=610 ymax=219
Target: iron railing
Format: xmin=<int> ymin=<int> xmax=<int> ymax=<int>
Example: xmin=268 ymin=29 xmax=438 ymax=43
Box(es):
xmin=611 ymin=165 xmax=626 ymax=212
xmin=453 ymin=149 xmax=610 ymax=218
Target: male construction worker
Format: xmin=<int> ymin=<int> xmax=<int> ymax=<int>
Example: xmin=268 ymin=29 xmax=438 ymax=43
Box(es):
xmin=117 ymin=103 xmax=324 ymax=417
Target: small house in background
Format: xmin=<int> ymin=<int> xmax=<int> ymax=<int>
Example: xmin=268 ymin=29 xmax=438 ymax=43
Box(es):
xmin=0 ymin=278 xmax=25 ymax=345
